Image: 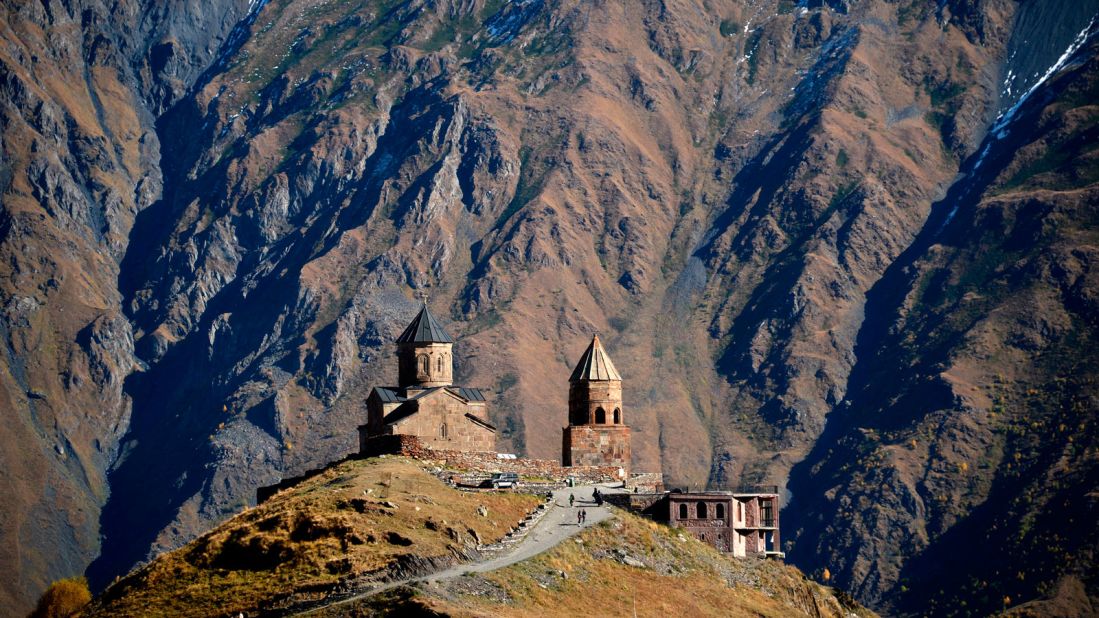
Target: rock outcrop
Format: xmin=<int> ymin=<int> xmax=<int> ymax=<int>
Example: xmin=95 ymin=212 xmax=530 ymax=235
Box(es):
xmin=2 ymin=0 xmax=1098 ymax=614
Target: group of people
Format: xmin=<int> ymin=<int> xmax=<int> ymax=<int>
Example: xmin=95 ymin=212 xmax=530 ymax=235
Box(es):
xmin=568 ymin=489 xmax=604 ymax=525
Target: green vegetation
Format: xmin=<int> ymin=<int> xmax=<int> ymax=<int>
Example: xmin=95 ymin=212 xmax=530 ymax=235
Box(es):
xmin=836 ymin=149 xmax=849 ymax=168
xmin=719 ymin=19 xmax=739 ymax=37
xmin=745 ymin=29 xmax=764 ymax=86
xmin=829 ymin=180 xmax=860 ymax=208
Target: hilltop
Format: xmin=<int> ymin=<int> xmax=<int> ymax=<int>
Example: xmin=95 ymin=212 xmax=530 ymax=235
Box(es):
xmin=88 ymin=456 xmax=871 ymax=617
xmin=2 ymin=0 xmax=1099 ymax=614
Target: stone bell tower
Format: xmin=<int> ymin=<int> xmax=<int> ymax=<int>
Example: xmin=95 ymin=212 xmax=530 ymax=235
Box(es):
xmin=562 ymin=335 xmax=631 ymax=475
xmin=396 ymin=303 xmax=454 ymax=389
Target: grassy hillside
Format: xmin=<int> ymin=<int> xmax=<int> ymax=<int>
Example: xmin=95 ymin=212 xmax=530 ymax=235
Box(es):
xmin=324 ymin=510 xmax=873 ymax=618
xmin=87 ymin=457 xmax=539 ymax=616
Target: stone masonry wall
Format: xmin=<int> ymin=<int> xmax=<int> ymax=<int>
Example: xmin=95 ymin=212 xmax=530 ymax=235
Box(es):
xmin=562 ymin=425 xmax=631 ymax=474
xmin=387 ymin=396 xmax=494 ymax=452
xmin=359 ymin=435 xmax=627 ymax=483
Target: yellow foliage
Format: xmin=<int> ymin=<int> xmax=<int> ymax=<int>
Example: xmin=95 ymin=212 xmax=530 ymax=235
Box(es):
xmin=822 ymin=567 xmax=831 ymax=581
xmin=31 ymin=577 xmax=91 ymax=618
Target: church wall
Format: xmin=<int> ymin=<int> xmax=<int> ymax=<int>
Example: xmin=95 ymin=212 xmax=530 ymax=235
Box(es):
xmin=389 ymin=398 xmax=494 ymax=452
xmin=562 ymin=425 xmax=630 ymax=474
xmin=568 ymin=380 xmax=623 ymax=425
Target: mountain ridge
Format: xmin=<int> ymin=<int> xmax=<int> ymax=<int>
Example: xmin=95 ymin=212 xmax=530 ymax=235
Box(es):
xmin=1 ymin=0 xmax=1097 ymax=614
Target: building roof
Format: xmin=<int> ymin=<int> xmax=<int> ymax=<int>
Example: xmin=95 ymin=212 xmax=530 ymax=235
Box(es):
xmin=376 ymin=386 xmax=487 ymax=425
xmin=396 ymin=304 xmax=454 ymax=344
xmin=373 ymin=387 xmax=404 ymax=403
xmin=568 ymin=334 xmax=622 ymax=382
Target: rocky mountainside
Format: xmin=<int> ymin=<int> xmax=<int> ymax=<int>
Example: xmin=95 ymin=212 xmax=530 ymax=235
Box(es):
xmin=1 ymin=0 xmax=1097 ymax=614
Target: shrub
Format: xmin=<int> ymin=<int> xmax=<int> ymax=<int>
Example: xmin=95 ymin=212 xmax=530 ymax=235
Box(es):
xmin=31 ymin=577 xmax=91 ymax=618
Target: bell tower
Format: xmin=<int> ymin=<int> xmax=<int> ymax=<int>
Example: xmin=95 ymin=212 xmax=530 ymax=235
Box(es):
xmin=563 ymin=335 xmax=631 ymax=475
xmin=396 ymin=303 xmax=454 ymax=389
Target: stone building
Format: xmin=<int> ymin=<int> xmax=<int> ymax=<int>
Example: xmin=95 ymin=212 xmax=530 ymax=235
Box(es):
xmin=562 ymin=335 xmax=631 ymax=475
xmin=607 ymin=488 xmax=783 ymax=558
xmin=667 ymin=489 xmax=782 ymax=558
xmin=359 ymin=304 xmax=496 ymax=453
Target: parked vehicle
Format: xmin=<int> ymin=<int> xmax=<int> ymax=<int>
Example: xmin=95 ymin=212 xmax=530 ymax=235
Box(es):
xmin=482 ymin=472 xmax=520 ymax=489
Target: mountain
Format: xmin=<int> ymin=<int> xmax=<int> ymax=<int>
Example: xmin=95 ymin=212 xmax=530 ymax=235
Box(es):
xmin=1 ymin=0 xmax=1097 ymax=614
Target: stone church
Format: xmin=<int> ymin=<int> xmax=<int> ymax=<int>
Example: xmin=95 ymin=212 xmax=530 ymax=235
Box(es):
xmin=562 ymin=335 xmax=631 ymax=475
xmin=359 ymin=304 xmax=497 ymax=452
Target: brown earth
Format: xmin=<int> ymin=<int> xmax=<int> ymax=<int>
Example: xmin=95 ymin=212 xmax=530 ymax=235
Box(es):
xmin=1 ymin=0 xmax=1098 ymax=615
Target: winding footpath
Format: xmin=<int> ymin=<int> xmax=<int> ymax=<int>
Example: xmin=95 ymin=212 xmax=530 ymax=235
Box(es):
xmin=292 ymin=484 xmax=614 ymax=616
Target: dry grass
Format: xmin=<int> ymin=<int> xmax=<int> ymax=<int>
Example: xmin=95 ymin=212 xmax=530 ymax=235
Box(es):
xmin=353 ymin=510 xmax=874 ymax=618
xmin=89 ymin=457 xmax=539 ymax=617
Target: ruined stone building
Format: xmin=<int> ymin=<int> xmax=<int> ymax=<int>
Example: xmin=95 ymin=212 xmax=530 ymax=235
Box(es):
xmin=562 ymin=335 xmax=631 ymax=475
xmin=608 ymin=488 xmax=783 ymax=558
xmin=359 ymin=304 xmax=496 ymax=452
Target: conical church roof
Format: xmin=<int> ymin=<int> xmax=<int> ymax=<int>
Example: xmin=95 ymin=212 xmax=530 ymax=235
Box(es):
xmin=396 ymin=304 xmax=454 ymax=343
xmin=568 ymin=335 xmax=622 ymax=382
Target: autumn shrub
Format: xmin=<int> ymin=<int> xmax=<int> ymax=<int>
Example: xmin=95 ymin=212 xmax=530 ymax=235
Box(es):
xmin=30 ymin=577 xmax=91 ymax=618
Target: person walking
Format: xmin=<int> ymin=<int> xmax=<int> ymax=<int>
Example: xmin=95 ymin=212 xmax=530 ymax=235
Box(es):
xmin=577 ymin=509 xmax=583 ymax=525
xmin=569 ymin=493 xmax=575 ymax=507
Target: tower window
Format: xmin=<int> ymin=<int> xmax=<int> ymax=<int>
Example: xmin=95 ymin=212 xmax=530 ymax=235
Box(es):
xmin=595 ymin=407 xmax=606 ymax=424
xmin=678 ymin=503 xmax=688 ymax=519
xmin=419 ymin=354 xmax=429 ymax=375
xmin=440 ymin=423 xmax=448 ymax=439
xmin=697 ymin=502 xmax=707 ymax=519
xmin=716 ymin=503 xmax=726 ymax=519
xmin=437 ymin=355 xmax=444 ymax=373
xmin=613 ymin=408 xmax=621 ymax=424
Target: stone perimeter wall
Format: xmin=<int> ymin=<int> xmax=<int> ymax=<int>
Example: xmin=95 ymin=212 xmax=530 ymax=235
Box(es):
xmin=361 ymin=434 xmax=628 ymax=483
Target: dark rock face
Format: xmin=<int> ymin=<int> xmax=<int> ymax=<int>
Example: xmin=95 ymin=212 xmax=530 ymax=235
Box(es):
xmin=2 ymin=0 xmax=1098 ymax=614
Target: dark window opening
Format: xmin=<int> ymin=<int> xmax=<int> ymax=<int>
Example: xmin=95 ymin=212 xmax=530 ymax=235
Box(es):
xmin=678 ymin=503 xmax=688 ymax=519
xmin=613 ymin=408 xmax=621 ymax=424
xmin=697 ymin=502 xmax=707 ymax=518
xmin=595 ymin=407 xmax=606 ymax=424
xmin=715 ymin=503 xmax=726 ymax=519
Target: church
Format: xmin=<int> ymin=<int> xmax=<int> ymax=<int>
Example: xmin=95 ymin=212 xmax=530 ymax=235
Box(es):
xmin=561 ymin=334 xmax=631 ymax=476
xmin=359 ymin=304 xmax=632 ymax=475
xmin=359 ymin=304 xmax=497 ymax=452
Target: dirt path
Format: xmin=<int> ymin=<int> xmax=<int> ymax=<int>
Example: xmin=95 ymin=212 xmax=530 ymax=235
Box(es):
xmin=293 ymin=484 xmax=613 ymax=616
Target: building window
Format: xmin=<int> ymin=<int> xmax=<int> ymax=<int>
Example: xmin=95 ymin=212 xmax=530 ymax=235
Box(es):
xmin=761 ymin=501 xmax=775 ymax=527
xmin=678 ymin=503 xmax=688 ymax=519
xmin=595 ymin=407 xmax=606 ymax=424
xmin=613 ymin=408 xmax=621 ymax=424
xmin=419 ymin=354 xmax=429 ymax=375
xmin=437 ymin=355 xmax=444 ymax=374
xmin=697 ymin=502 xmax=707 ymax=519
xmin=716 ymin=503 xmax=725 ymax=519
xmin=738 ymin=502 xmax=743 ymax=521
xmin=440 ymin=423 xmax=448 ymax=439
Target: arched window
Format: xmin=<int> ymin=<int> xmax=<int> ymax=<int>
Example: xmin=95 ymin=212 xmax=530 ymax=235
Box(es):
xmin=738 ymin=502 xmax=744 ymax=521
xmin=716 ymin=503 xmax=726 ymax=519
xmin=697 ymin=502 xmax=707 ymax=519
xmin=595 ymin=407 xmax=606 ymax=424
xmin=440 ymin=423 xmax=448 ymax=439
xmin=613 ymin=408 xmax=621 ymax=424
xmin=678 ymin=503 xmax=688 ymax=519
xmin=437 ymin=355 xmax=444 ymax=373
xmin=419 ymin=354 xmax=429 ymax=375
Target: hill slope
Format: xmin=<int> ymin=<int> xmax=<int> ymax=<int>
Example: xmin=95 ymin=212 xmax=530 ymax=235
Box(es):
xmin=1 ymin=0 xmax=1098 ymax=614
xmin=88 ymin=456 xmax=873 ymax=618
